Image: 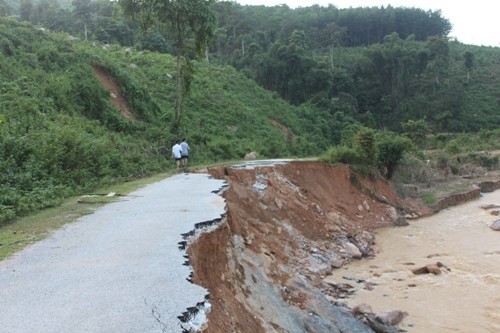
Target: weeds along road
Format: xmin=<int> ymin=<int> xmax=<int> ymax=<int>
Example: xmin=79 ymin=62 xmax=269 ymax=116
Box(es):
xmin=0 ymin=173 xmax=226 ymax=333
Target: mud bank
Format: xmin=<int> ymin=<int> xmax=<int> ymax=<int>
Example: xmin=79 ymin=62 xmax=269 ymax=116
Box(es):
xmin=188 ymin=161 xmax=432 ymax=332
xmin=431 ymin=177 xmax=500 ymax=212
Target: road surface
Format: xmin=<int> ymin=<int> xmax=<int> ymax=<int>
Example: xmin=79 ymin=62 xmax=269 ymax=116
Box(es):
xmin=0 ymin=173 xmax=226 ymax=333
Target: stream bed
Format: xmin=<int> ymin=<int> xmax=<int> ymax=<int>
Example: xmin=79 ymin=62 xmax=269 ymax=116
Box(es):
xmin=326 ymin=190 xmax=500 ymax=333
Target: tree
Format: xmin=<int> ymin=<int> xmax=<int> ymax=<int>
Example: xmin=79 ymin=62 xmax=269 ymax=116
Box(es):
xmin=72 ymin=0 xmax=94 ymax=41
xmin=363 ymin=33 xmax=418 ymax=117
xmin=401 ymin=119 xmax=428 ymax=147
xmin=375 ymin=131 xmax=413 ymax=179
xmin=463 ymin=51 xmax=474 ymax=84
xmin=19 ymin=0 xmax=33 ymax=22
xmin=119 ymin=0 xmax=216 ymax=124
xmin=426 ymin=36 xmax=449 ymax=86
xmin=0 ymin=0 xmax=11 ymax=17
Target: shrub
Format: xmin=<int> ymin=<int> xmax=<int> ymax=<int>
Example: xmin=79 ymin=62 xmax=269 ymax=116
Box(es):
xmin=421 ymin=191 xmax=437 ymax=205
xmin=401 ymin=119 xmax=429 ymax=147
xmin=375 ymin=131 xmax=414 ymax=180
xmin=320 ymin=146 xmax=365 ymax=165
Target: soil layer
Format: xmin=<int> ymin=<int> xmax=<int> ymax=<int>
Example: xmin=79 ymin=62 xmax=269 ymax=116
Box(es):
xmin=189 ymin=161 xmax=433 ymax=332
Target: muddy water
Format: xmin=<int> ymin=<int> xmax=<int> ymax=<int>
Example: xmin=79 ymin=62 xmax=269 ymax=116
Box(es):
xmin=327 ymin=191 xmax=500 ymax=333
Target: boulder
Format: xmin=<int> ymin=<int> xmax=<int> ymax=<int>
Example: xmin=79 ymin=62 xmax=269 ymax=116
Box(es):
xmin=490 ymin=219 xmax=500 ymax=231
xmin=244 ymin=151 xmax=259 ymax=160
xmin=425 ymin=264 xmax=442 ymax=275
xmin=376 ymin=310 xmax=407 ymax=325
xmin=364 ymin=315 xmax=399 ymax=333
xmin=353 ymin=303 xmax=373 ymax=315
xmin=344 ymin=242 xmax=363 ymax=259
xmin=393 ymin=216 xmax=409 ymax=226
xmin=412 ymin=263 xmax=442 ymax=275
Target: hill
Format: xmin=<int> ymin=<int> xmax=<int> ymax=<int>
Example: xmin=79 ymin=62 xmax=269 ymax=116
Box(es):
xmin=3 ymin=1 xmax=500 ymax=132
xmin=0 ymin=17 xmax=342 ymax=223
xmin=1 ymin=11 xmax=499 ymax=223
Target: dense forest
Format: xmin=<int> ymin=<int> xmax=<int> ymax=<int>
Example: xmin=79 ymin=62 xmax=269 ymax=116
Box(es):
xmin=2 ymin=0 xmax=499 ymax=131
xmin=0 ymin=0 xmax=499 ymax=223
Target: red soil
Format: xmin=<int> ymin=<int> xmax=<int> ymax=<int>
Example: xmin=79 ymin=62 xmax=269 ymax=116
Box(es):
xmin=189 ymin=161 xmax=431 ymax=332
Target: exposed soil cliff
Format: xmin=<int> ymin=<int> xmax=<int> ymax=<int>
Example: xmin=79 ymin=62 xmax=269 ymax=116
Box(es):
xmin=188 ymin=161 xmax=432 ymax=332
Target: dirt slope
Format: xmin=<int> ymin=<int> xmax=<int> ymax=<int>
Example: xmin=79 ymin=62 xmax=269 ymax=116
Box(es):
xmin=189 ymin=161 xmax=431 ymax=332
xmin=92 ymin=64 xmax=136 ymax=121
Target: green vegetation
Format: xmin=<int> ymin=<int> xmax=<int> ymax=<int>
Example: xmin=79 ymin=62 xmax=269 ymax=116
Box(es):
xmin=420 ymin=192 xmax=437 ymax=205
xmin=0 ymin=17 xmax=348 ymax=224
xmin=0 ymin=1 xmax=499 ymax=228
xmin=319 ymin=125 xmax=414 ymax=179
xmin=119 ymin=0 xmax=216 ymax=122
xmin=0 ymin=170 xmax=175 ymax=259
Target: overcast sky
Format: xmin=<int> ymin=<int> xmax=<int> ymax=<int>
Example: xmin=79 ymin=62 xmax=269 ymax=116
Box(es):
xmin=234 ymin=0 xmax=499 ymax=47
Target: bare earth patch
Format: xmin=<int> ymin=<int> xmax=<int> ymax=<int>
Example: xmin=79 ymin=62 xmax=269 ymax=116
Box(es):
xmin=92 ymin=64 xmax=136 ymax=121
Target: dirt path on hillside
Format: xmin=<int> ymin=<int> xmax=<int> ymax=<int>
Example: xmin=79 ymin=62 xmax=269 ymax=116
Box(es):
xmin=92 ymin=64 xmax=136 ymax=121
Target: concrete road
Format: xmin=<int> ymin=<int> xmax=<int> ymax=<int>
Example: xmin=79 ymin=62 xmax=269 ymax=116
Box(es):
xmin=0 ymin=173 xmax=226 ymax=333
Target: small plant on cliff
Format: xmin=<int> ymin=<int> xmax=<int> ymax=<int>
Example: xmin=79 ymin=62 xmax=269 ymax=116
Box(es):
xmin=420 ymin=191 xmax=437 ymax=205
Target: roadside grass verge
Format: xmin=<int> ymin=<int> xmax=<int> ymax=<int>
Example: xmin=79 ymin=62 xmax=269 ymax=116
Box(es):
xmin=0 ymin=171 xmax=175 ymax=260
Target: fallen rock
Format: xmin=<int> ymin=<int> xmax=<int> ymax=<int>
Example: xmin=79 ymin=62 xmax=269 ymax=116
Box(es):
xmin=244 ymin=151 xmax=259 ymax=160
xmin=364 ymin=315 xmax=399 ymax=333
xmin=412 ymin=263 xmax=442 ymax=275
xmin=353 ymin=303 xmax=373 ymax=315
xmin=426 ymin=264 xmax=441 ymax=275
xmin=376 ymin=310 xmax=407 ymax=325
xmin=411 ymin=266 xmax=429 ymax=275
xmin=344 ymin=242 xmax=363 ymax=259
xmin=490 ymin=219 xmax=500 ymax=231
xmin=393 ymin=215 xmax=409 ymax=226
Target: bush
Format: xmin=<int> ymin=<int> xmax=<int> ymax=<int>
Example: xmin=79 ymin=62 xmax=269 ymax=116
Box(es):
xmin=320 ymin=146 xmax=365 ymax=165
xmin=421 ymin=191 xmax=437 ymax=205
xmin=375 ymin=131 xmax=414 ymax=180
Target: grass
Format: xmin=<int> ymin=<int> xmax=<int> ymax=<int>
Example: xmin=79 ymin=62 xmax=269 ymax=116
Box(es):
xmin=440 ymin=183 xmax=472 ymax=192
xmin=420 ymin=192 xmax=437 ymax=205
xmin=0 ymin=170 xmax=176 ymax=260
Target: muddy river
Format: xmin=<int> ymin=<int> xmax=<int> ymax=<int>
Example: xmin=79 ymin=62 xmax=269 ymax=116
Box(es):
xmin=327 ymin=190 xmax=500 ymax=332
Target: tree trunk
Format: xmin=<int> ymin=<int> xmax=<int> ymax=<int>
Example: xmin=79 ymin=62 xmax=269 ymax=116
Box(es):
xmin=174 ymin=13 xmax=183 ymax=124
xmin=175 ymin=51 xmax=182 ymax=123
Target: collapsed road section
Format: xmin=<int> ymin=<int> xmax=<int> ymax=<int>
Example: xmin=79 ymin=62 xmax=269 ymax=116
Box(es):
xmin=0 ymin=173 xmax=226 ymax=333
xmin=188 ymin=161 xmax=431 ymax=332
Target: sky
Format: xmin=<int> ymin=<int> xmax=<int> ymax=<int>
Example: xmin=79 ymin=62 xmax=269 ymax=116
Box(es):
xmin=234 ymin=0 xmax=499 ymax=47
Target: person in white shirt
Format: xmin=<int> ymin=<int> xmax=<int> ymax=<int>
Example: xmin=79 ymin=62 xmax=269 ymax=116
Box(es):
xmin=171 ymin=140 xmax=183 ymax=170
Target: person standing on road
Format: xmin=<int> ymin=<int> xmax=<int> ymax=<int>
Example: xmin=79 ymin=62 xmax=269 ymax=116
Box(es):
xmin=180 ymin=138 xmax=190 ymax=168
xmin=171 ymin=140 xmax=183 ymax=171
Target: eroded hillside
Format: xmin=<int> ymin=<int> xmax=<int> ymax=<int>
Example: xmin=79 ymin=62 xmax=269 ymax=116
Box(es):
xmin=188 ymin=161 xmax=431 ymax=332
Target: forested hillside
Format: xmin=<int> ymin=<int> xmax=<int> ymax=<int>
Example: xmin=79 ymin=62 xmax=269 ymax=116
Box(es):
xmin=0 ymin=17 xmax=339 ymax=223
xmin=3 ymin=0 xmax=499 ymax=132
